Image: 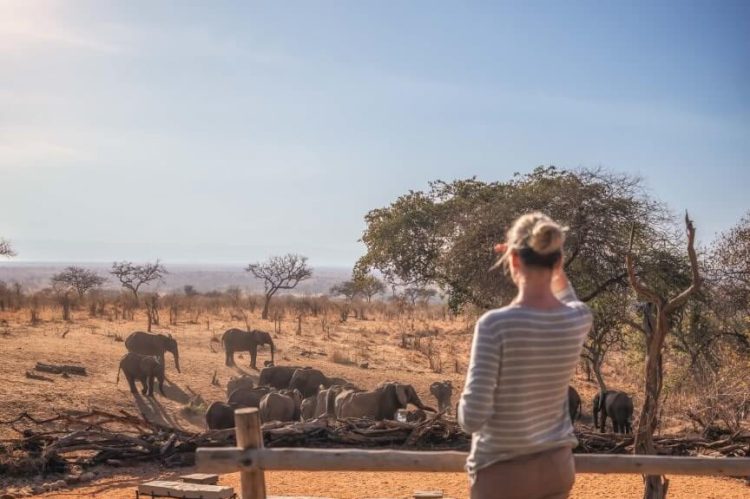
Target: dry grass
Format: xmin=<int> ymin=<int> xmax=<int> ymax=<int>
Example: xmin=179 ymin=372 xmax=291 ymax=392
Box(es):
xmin=1 ymin=306 xmax=748 ymax=498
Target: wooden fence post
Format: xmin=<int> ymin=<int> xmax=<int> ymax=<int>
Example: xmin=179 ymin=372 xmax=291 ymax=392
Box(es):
xmin=234 ymin=408 xmax=266 ymax=499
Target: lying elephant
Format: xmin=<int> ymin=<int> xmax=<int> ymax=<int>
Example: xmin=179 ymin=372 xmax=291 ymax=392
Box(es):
xmin=289 ymin=368 xmax=352 ymax=398
xmin=116 ymin=352 xmax=165 ymax=397
xmin=259 ymin=389 xmax=302 ymax=422
xmin=226 ymin=374 xmax=255 ymax=396
xmin=336 ymin=382 xmax=434 ymax=420
xmin=258 ymin=365 xmax=307 ymax=390
xmin=205 ymin=401 xmax=235 ymax=430
xmin=300 ymin=395 xmax=317 ymax=420
xmin=593 ymin=390 xmax=634 ymax=434
xmin=227 ymin=386 xmax=272 ymax=409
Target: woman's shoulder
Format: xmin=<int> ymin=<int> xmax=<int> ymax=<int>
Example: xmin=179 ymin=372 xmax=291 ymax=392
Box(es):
xmin=476 ymin=305 xmax=531 ymax=327
xmin=478 ymin=302 xmax=591 ymax=326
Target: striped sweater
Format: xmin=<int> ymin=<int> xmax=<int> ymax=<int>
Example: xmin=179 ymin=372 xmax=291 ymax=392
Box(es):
xmin=458 ymin=283 xmax=592 ymax=475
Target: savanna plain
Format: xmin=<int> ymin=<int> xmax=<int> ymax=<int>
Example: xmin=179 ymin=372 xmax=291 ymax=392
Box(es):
xmin=0 ymin=297 xmax=747 ymax=498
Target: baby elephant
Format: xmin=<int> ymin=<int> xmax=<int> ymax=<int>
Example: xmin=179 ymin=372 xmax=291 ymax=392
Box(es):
xmin=117 ymin=352 xmax=165 ymax=397
xmin=593 ymin=390 xmax=634 ymax=434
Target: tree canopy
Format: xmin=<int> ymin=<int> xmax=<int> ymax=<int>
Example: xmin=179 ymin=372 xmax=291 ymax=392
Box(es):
xmin=50 ymin=266 xmax=106 ymax=298
xmin=357 ymin=166 xmax=668 ymax=311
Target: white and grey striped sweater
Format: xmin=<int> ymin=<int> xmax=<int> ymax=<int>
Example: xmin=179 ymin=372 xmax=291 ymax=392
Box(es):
xmin=458 ymin=283 xmax=592 ymax=475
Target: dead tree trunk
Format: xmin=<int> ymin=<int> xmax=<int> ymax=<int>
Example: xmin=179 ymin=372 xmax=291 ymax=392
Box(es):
xmin=626 ymin=212 xmax=701 ymax=499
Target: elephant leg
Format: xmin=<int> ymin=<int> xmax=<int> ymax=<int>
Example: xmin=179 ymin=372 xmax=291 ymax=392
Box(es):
xmin=139 ymin=376 xmax=149 ymax=395
xmin=158 ymin=375 xmax=166 ymax=396
xmin=125 ymin=373 xmax=138 ymax=394
xmin=250 ymin=345 xmax=258 ymax=370
xmin=146 ymin=375 xmax=154 ymax=397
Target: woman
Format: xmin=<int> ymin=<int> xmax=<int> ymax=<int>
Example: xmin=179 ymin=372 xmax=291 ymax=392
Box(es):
xmin=458 ymin=213 xmax=592 ymax=499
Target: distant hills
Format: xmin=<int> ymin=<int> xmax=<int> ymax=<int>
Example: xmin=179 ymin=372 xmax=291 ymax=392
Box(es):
xmin=0 ymin=262 xmax=352 ymax=295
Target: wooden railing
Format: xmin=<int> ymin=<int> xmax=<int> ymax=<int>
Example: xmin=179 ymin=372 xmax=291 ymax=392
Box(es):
xmin=195 ymin=408 xmax=750 ymax=499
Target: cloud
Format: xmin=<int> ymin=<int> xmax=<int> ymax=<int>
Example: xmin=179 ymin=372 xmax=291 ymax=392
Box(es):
xmin=0 ymin=129 xmax=83 ymax=168
xmin=0 ymin=1 xmax=127 ymax=55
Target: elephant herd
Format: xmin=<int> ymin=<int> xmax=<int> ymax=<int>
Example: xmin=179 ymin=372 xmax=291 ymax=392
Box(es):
xmin=111 ymin=330 xmax=635 ymax=435
xmin=206 ymin=365 xmax=440 ymax=430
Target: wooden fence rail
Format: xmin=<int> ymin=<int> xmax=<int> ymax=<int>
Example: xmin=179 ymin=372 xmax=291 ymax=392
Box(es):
xmin=194 ymin=408 xmax=750 ymax=499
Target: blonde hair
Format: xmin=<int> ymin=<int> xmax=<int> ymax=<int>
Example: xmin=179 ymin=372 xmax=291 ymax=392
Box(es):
xmin=494 ymin=212 xmax=567 ymax=270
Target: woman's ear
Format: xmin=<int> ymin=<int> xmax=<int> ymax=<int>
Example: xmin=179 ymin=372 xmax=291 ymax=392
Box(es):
xmin=509 ymin=251 xmax=521 ymax=283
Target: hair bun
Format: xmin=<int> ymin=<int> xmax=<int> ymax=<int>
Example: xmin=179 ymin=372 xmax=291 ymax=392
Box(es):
xmin=529 ymin=221 xmax=564 ymax=255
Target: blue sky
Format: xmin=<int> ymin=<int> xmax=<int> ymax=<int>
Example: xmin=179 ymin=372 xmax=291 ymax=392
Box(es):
xmin=1 ymin=1 xmax=748 ymax=266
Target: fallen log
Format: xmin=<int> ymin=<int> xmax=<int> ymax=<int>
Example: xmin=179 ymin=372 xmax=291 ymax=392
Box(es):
xmin=34 ymin=363 xmax=87 ymax=376
xmin=25 ymin=371 xmax=55 ymax=382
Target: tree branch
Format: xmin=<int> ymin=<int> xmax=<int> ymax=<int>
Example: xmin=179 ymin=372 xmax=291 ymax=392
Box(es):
xmin=625 ymin=225 xmax=662 ymax=305
xmin=665 ymin=212 xmax=702 ymax=314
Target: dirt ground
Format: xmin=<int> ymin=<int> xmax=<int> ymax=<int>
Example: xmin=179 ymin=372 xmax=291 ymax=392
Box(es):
xmin=1 ymin=308 xmax=748 ymax=498
xmin=22 ymin=467 xmax=750 ymax=498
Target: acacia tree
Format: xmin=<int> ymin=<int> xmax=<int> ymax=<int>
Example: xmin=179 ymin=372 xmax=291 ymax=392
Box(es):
xmin=0 ymin=238 xmax=15 ymax=257
xmin=354 ymin=274 xmax=386 ymax=303
xmin=246 ymin=254 xmax=312 ymax=320
xmin=50 ymin=267 xmax=105 ymax=321
xmin=329 ymin=280 xmax=359 ymax=302
xmin=356 ymin=167 xmax=667 ymax=312
xmin=51 ymin=267 xmax=105 ymax=299
xmin=110 ymin=260 xmax=167 ymax=331
xmin=626 ymin=213 xmax=701 ymax=499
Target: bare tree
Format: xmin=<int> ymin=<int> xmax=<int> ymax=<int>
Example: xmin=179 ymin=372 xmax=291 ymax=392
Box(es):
xmin=626 ymin=212 xmax=702 ymax=499
xmin=0 ymin=238 xmax=15 ymax=257
xmin=246 ymin=254 xmax=312 ymax=320
xmin=110 ymin=260 xmax=167 ymax=331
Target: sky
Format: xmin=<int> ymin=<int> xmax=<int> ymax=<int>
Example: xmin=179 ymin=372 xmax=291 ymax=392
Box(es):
xmin=1 ymin=0 xmax=748 ymax=267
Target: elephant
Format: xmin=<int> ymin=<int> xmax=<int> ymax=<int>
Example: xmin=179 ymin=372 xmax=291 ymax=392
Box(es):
xmin=221 ymin=328 xmax=275 ymax=369
xmin=258 ymin=365 xmax=306 ymax=389
xmin=568 ymin=386 xmax=581 ymax=423
xmin=116 ymin=352 xmax=165 ymax=397
xmin=227 ymin=386 xmax=272 ymax=409
xmin=430 ymin=381 xmax=454 ymax=414
xmin=336 ymin=382 xmax=434 ymax=420
xmin=289 ymin=368 xmax=333 ymax=398
xmin=226 ymin=374 xmax=255 ymax=396
xmin=125 ymin=331 xmax=180 ymax=373
xmin=300 ymin=396 xmax=317 ymax=420
xmin=317 ymin=384 xmax=359 ymax=418
xmin=288 ymin=369 xmax=353 ymax=398
xmin=593 ymin=390 xmax=634 ymax=434
xmin=206 ymin=401 xmax=235 ymax=430
xmin=259 ymin=389 xmax=303 ymax=422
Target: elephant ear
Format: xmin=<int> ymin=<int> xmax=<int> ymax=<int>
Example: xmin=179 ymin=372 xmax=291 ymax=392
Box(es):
xmin=395 ymin=384 xmax=409 ymax=407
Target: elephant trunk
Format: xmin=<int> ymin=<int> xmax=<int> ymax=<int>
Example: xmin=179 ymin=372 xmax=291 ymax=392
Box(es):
xmin=173 ymin=350 xmax=181 ymax=373
xmin=411 ymin=391 xmax=435 ymax=412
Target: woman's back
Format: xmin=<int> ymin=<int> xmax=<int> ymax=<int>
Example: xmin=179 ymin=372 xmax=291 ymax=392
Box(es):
xmin=459 ymin=285 xmax=592 ymax=474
